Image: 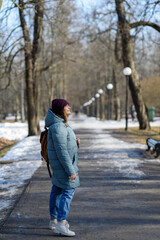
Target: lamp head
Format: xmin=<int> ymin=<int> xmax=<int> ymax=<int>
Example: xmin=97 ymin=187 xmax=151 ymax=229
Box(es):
xmin=95 ymin=93 xmax=100 ymax=98
xmin=98 ymin=89 xmax=104 ymax=94
xmin=123 ymin=67 xmax=132 ymax=76
xmin=107 ymin=83 xmax=113 ymax=90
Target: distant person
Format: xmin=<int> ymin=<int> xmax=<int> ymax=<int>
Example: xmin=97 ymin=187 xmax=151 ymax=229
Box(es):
xmin=45 ymin=99 xmax=80 ymax=237
xmin=130 ymin=104 xmax=136 ymax=121
xmin=74 ymin=110 xmax=78 ymax=115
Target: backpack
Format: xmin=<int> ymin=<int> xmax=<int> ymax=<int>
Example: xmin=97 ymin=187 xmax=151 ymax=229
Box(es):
xmin=40 ymin=127 xmax=52 ymax=178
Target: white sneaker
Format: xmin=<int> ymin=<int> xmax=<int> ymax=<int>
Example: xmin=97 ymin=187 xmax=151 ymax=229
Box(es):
xmin=49 ymin=218 xmax=69 ymax=230
xmin=54 ymin=220 xmax=75 ymax=237
xmin=65 ymin=220 xmax=70 ymax=228
xmin=49 ymin=218 xmax=57 ymax=230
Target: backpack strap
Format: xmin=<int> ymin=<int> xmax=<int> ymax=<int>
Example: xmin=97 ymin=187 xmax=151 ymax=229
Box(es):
xmin=47 ymin=163 xmax=52 ymax=178
xmin=45 ymin=125 xmax=52 ymax=178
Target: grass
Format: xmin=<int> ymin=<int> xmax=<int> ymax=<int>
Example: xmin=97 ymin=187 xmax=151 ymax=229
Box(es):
xmin=126 ymin=127 xmax=160 ymax=144
xmin=0 ymin=142 xmax=17 ymax=159
xmin=110 ymin=126 xmax=160 ymax=145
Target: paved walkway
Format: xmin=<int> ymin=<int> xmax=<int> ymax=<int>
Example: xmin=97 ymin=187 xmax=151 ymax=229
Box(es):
xmin=1 ymin=128 xmax=160 ymax=240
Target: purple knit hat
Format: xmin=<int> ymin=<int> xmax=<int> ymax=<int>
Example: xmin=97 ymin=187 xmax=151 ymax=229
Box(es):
xmin=51 ymin=99 xmax=69 ymax=115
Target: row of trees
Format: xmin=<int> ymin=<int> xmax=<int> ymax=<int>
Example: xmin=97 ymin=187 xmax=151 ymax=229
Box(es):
xmin=0 ymin=0 xmax=159 ymax=135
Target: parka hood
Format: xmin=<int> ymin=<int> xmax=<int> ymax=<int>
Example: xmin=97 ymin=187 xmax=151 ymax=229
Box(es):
xmin=45 ymin=109 xmax=64 ymax=127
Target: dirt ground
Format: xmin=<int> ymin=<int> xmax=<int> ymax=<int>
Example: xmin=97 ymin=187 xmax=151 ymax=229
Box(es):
xmin=0 ymin=138 xmax=15 ymax=149
xmin=0 ymin=138 xmax=16 ymax=159
xmin=108 ymin=129 xmax=160 ymax=159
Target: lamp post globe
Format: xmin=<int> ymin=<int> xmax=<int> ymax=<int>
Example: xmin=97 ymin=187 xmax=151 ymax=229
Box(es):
xmin=95 ymin=93 xmax=100 ymax=98
xmin=98 ymin=89 xmax=104 ymax=94
xmin=123 ymin=67 xmax=132 ymax=76
xmin=107 ymin=83 xmax=113 ymax=90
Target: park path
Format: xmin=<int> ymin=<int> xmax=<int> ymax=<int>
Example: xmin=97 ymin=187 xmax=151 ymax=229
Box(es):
xmin=1 ymin=128 xmax=160 ymax=240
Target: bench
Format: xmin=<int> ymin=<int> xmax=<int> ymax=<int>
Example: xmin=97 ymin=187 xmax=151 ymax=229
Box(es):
xmin=146 ymin=138 xmax=160 ymax=158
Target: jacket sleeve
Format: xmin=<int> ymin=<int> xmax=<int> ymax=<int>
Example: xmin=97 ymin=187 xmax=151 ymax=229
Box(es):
xmin=50 ymin=123 xmax=76 ymax=177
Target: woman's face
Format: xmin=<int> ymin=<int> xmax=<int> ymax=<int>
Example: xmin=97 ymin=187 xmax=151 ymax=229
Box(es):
xmin=63 ymin=104 xmax=71 ymax=116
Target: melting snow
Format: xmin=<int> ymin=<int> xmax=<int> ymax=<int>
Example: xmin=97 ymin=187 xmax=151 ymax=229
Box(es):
xmin=0 ymin=114 xmax=159 ymax=219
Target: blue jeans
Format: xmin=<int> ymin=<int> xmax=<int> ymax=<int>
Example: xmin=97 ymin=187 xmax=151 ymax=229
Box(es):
xmin=49 ymin=185 xmax=75 ymax=221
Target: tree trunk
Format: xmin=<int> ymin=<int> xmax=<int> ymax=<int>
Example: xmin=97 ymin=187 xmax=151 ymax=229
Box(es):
xmin=0 ymin=0 xmax=3 ymax=9
xmin=20 ymin=76 xmax=25 ymax=122
xmin=15 ymin=94 xmax=19 ymax=122
xmin=19 ymin=0 xmax=44 ymax=135
xmin=25 ymin=53 xmax=37 ymax=135
xmin=114 ymin=22 xmax=122 ymax=121
xmin=115 ymin=0 xmax=150 ymax=129
xmin=113 ymin=67 xmax=121 ymax=121
xmin=32 ymin=0 xmax=44 ymax=133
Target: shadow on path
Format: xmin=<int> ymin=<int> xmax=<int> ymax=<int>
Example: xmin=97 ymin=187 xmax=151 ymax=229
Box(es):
xmin=1 ymin=128 xmax=160 ymax=240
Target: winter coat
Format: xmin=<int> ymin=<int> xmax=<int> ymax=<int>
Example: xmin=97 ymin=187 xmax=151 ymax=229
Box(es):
xmin=45 ymin=109 xmax=80 ymax=189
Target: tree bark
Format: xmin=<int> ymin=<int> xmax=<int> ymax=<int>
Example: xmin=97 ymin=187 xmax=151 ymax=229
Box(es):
xmin=130 ymin=21 xmax=160 ymax=32
xmin=115 ymin=0 xmax=150 ymax=129
xmin=19 ymin=0 xmax=36 ymax=135
xmin=113 ymin=67 xmax=121 ymax=121
xmin=114 ymin=25 xmax=121 ymax=121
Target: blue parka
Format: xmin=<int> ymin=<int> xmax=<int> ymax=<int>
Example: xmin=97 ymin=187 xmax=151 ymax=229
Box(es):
xmin=45 ymin=109 xmax=80 ymax=189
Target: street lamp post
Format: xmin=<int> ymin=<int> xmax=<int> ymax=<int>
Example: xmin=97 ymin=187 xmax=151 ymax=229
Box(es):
xmin=95 ymin=93 xmax=100 ymax=118
xmin=106 ymin=83 xmax=113 ymax=120
xmin=83 ymin=102 xmax=89 ymax=115
xmin=82 ymin=104 xmax=86 ymax=115
xmin=98 ymin=89 xmax=104 ymax=120
xmin=89 ymin=99 xmax=93 ymax=116
xmin=123 ymin=67 xmax=132 ymax=131
xmin=91 ymin=97 xmax=95 ymax=116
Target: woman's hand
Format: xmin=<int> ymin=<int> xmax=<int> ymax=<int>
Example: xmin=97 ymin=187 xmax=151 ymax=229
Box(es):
xmin=76 ymin=137 xmax=80 ymax=148
xmin=70 ymin=174 xmax=76 ymax=180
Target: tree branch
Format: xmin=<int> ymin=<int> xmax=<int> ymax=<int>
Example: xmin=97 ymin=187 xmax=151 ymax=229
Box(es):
xmin=130 ymin=21 xmax=160 ymax=32
xmin=1 ymin=25 xmax=21 ymax=52
xmin=0 ymin=47 xmax=24 ymax=91
xmin=32 ymin=0 xmax=44 ymax=64
xmin=19 ymin=0 xmax=32 ymax=50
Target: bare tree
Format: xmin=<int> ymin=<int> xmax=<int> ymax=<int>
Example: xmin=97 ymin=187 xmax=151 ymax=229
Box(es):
xmin=0 ymin=0 xmax=159 ymax=124
xmin=18 ymin=0 xmax=44 ymax=135
xmin=39 ymin=0 xmax=78 ymax=113
xmin=115 ymin=0 xmax=160 ymax=129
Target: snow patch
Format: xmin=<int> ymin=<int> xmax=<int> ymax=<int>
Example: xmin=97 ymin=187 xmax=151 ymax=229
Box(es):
xmin=0 ymin=136 xmax=41 ymax=213
xmin=89 ymin=130 xmax=145 ymax=179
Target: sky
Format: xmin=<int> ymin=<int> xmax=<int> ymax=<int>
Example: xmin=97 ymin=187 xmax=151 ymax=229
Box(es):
xmin=0 ymin=0 xmax=100 ymax=47
xmin=77 ymin=0 xmax=100 ymax=9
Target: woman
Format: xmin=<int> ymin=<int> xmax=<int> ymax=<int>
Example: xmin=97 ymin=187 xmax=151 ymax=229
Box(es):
xmin=45 ymin=99 xmax=80 ymax=237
